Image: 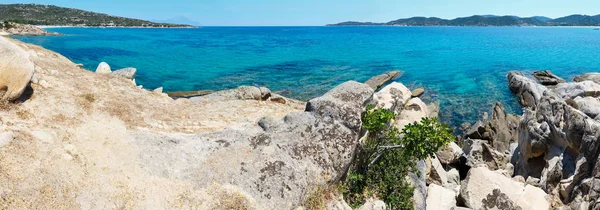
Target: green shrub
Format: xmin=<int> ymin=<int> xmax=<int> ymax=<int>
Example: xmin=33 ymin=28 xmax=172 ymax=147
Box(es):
xmin=341 ymin=105 xmax=454 ymax=210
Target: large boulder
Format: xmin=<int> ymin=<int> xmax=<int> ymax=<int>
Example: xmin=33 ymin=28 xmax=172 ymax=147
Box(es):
xmin=533 ymin=70 xmax=566 ymax=86
xmin=95 ymin=62 xmax=111 ymax=74
xmin=489 ymin=102 xmax=520 ymax=153
xmin=0 ymin=36 xmax=34 ymax=101
xmin=134 ymin=81 xmax=374 ymax=209
xmin=507 ymin=71 xmax=547 ymax=108
xmin=426 ymin=184 xmax=456 ymax=210
xmin=370 ymin=82 xmax=412 ymax=114
xmin=111 ymin=67 xmax=137 ymax=80
xmin=364 ymin=70 xmax=401 ymax=90
xmin=553 ymin=81 xmax=600 ymax=99
xmin=573 ymin=72 xmax=600 ymax=84
xmin=459 ymin=167 xmax=550 ymax=210
xmin=574 ymin=97 xmax=600 ymax=120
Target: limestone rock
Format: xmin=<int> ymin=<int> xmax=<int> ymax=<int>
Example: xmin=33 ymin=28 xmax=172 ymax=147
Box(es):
xmin=459 ymin=167 xmax=549 ymax=210
xmin=95 ymin=62 xmax=111 ymax=74
xmin=412 ymin=87 xmax=425 ymax=97
xmin=435 ymin=142 xmax=464 ymax=165
xmin=553 ymin=81 xmax=600 ymax=99
xmin=573 ymin=72 xmax=600 ymax=84
xmin=111 ymin=67 xmax=137 ymax=80
xmin=533 ymin=70 xmax=566 ymax=85
xmin=507 ymin=71 xmax=547 ymax=108
xmin=370 ymin=82 xmax=412 ymax=114
xmin=426 ymin=184 xmax=456 ymax=210
xmin=0 ymin=36 xmax=34 ymax=100
xmin=364 ymin=70 xmax=401 ymax=90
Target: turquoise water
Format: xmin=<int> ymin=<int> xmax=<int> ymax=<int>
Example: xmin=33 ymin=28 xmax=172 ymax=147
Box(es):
xmin=14 ymin=27 xmax=600 ymax=128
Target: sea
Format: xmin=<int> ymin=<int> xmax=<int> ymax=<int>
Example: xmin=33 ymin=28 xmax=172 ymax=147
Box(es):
xmin=14 ymin=26 xmax=600 ymax=128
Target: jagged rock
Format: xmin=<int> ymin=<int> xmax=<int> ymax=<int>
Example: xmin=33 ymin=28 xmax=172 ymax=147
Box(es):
xmin=574 ymin=72 xmax=600 ymax=84
xmin=357 ymin=199 xmax=386 ymax=210
xmin=427 ymin=155 xmax=447 ymax=186
xmin=0 ymin=36 xmax=34 ymax=101
xmin=507 ymin=71 xmax=547 ymax=108
xmin=533 ymin=70 xmax=566 ymax=85
xmin=111 ymin=67 xmax=137 ymax=80
xmin=364 ymin=70 xmax=401 ymax=90
xmin=395 ymin=97 xmax=429 ymax=130
xmin=370 ymin=82 xmax=412 ymax=114
xmin=408 ymin=160 xmax=427 ymax=210
xmin=490 ymin=102 xmax=519 ymax=153
xmin=540 ymin=156 xmax=563 ymax=191
xmin=459 ymin=167 xmax=550 ymax=210
xmin=95 ymin=62 xmax=111 ymax=74
xmin=553 ymin=81 xmax=600 ymax=99
xmin=412 ymin=87 xmax=425 ymax=97
xmin=574 ymin=96 xmax=600 ymax=119
xmin=153 ymin=87 xmax=163 ymax=93
xmin=465 ymin=121 xmax=486 ymax=140
xmin=462 ymin=139 xmax=508 ymax=170
xmin=435 ymin=142 xmax=464 ymax=165
xmin=426 ymin=184 xmax=456 ymax=210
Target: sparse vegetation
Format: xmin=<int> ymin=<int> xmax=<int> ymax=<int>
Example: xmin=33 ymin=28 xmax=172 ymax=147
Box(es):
xmin=341 ymin=105 xmax=454 ymax=210
xmin=303 ymin=185 xmax=337 ymax=210
xmin=0 ymin=4 xmax=191 ymax=27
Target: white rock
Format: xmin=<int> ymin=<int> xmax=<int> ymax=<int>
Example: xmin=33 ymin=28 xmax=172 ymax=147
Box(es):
xmin=0 ymin=36 xmax=35 ymax=100
xmin=426 ymin=184 xmax=456 ymax=210
xmin=446 ymin=168 xmax=460 ymax=188
xmin=357 ymin=199 xmax=386 ymax=210
xmin=153 ymin=87 xmax=164 ymax=94
xmin=460 ymin=167 xmax=549 ymax=210
xmin=95 ymin=62 xmax=111 ymax=74
xmin=395 ymin=97 xmax=429 ymax=131
xmin=553 ymin=81 xmax=600 ymax=99
xmin=371 ymin=82 xmax=412 ymax=113
xmin=0 ymin=132 xmax=15 ymax=148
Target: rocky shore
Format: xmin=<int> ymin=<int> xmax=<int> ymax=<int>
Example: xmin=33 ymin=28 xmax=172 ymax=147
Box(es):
xmin=0 ymin=22 xmax=59 ymax=36
xmin=2 ymin=34 xmax=600 ymax=210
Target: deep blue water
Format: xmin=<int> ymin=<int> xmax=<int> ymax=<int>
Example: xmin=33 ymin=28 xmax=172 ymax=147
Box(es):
xmin=14 ymin=27 xmax=600 ymax=128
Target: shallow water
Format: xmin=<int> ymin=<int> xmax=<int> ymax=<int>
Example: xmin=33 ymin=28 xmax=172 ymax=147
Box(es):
xmin=14 ymin=26 xmax=600 ymax=128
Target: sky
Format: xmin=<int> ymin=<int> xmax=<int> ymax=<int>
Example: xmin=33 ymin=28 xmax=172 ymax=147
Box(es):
xmin=2 ymin=0 xmax=600 ymax=26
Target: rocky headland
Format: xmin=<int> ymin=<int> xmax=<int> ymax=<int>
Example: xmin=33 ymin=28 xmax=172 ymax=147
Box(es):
xmin=1 ymin=34 xmax=600 ymax=210
xmin=0 ymin=21 xmax=59 ymax=36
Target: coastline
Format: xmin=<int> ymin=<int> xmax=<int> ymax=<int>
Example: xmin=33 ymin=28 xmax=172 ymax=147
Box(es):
xmin=37 ymin=25 xmax=198 ymax=29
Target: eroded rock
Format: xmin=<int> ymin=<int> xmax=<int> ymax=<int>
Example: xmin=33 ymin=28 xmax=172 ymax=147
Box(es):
xmin=0 ymin=36 xmax=34 ymax=100
xmin=533 ymin=70 xmax=566 ymax=86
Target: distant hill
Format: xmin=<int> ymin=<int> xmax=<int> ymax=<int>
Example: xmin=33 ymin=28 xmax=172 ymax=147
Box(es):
xmin=151 ymin=16 xmax=202 ymax=27
xmin=0 ymin=4 xmax=192 ymax=27
xmin=328 ymin=14 xmax=600 ymax=27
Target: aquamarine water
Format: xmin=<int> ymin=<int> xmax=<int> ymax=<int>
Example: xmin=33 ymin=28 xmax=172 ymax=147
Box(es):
xmin=14 ymin=27 xmax=600 ymax=128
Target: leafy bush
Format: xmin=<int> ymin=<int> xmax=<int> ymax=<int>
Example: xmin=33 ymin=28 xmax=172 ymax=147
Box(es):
xmin=341 ymin=105 xmax=454 ymax=210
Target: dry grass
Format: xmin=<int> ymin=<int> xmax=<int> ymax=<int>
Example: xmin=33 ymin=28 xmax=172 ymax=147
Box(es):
xmin=0 ymin=99 xmax=14 ymax=110
xmin=78 ymin=93 xmax=96 ymax=112
xmin=16 ymin=109 xmax=32 ymax=120
xmin=303 ymin=185 xmax=337 ymax=210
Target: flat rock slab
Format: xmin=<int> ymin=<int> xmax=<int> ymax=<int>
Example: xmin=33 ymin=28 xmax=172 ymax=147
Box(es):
xmin=167 ymin=90 xmax=214 ymax=98
xmin=364 ymin=70 xmax=402 ymax=90
xmin=412 ymin=87 xmax=425 ymax=97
